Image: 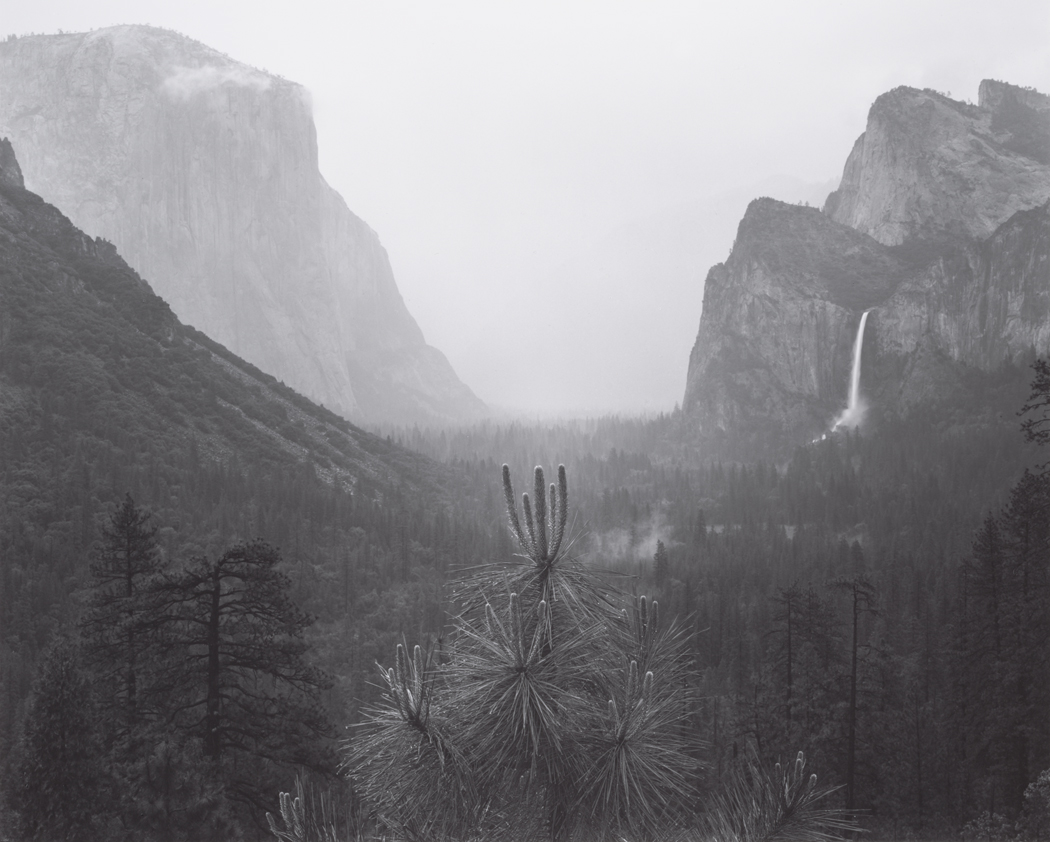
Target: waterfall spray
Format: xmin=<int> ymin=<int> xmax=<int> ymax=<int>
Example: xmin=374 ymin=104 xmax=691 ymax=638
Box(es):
xmin=831 ymin=309 xmax=871 ymax=432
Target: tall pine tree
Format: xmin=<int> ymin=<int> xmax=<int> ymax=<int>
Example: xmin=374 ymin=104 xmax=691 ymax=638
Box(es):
xmin=79 ymin=494 xmax=166 ymax=748
xmin=16 ymin=640 xmax=109 ymax=842
xmin=152 ymin=540 xmax=335 ymax=809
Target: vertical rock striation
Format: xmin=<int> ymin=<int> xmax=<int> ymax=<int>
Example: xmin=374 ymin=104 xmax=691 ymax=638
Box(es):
xmin=0 ymin=25 xmax=486 ymax=424
xmin=684 ymin=198 xmax=913 ymax=446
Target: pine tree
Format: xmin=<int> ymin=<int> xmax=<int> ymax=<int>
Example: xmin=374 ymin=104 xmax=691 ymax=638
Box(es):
xmin=770 ymin=583 xmax=803 ymax=738
xmin=346 ymin=465 xmax=849 ymax=842
xmin=654 ymin=538 xmax=669 ymax=586
xmin=16 ymin=640 xmax=109 ymax=841
xmin=152 ymin=540 xmax=335 ymax=808
xmin=829 ymin=575 xmax=877 ymax=812
xmin=958 ymin=472 xmax=1050 ymax=816
xmin=1020 ymin=358 xmax=1050 ymax=455
xmin=348 ymin=466 xmax=695 ymax=840
xmin=79 ymin=493 xmax=166 ymax=741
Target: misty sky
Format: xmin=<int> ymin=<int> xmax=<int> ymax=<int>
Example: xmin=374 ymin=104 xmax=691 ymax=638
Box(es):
xmin=5 ymin=1 xmax=1050 ymax=415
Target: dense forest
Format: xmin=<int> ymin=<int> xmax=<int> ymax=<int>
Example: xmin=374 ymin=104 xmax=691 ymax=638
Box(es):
xmin=0 ymin=155 xmax=503 ymax=839
xmin=5 ymin=358 xmax=1050 ymax=839
xmin=353 ymin=362 xmax=1050 ymax=841
xmin=7 ymin=138 xmax=1050 ymax=839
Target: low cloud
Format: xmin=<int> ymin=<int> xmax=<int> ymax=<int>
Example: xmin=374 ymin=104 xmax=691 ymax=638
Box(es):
xmin=585 ymin=509 xmax=675 ymax=567
xmin=162 ymin=64 xmax=272 ymax=100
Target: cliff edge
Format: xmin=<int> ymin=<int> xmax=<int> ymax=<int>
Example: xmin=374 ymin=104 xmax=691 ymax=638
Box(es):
xmin=825 ymin=81 xmax=1050 ymax=246
xmin=685 ymin=80 xmax=1050 ymax=454
xmin=0 ymin=26 xmax=486 ymax=424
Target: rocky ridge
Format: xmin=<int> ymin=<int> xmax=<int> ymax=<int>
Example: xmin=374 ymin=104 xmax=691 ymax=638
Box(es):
xmin=826 ymin=80 xmax=1050 ymax=246
xmin=0 ymin=139 xmax=446 ymax=493
xmin=685 ymin=80 xmax=1050 ymax=452
xmin=0 ymin=25 xmax=486 ymax=424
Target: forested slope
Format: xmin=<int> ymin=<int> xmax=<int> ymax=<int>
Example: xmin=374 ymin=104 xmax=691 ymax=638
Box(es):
xmin=4 ymin=124 xmax=1050 ymax=838
xmin=0 ymin=139 xmax=500 ymax=814
xmin=378 ymin=394 xmax=1047 ymax=837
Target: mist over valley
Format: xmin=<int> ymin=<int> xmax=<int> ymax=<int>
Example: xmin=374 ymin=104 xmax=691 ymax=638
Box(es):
xmin=2 ymin=6 xmax=1050 ymax=841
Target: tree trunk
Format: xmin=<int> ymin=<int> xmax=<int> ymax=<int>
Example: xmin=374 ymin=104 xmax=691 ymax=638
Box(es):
xmin=204 ymin=563 xmax=222 ymax=760
xmin=846 ymin=584 xmax=858 ymax=812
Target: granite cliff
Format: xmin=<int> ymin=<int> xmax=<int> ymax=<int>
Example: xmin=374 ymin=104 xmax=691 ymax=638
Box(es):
xmin=685 ymin=80 xmax=1050 ymax=453
xmin=0 ymin=139 xmax=446 ymax=491
xmin=826 ymin=81 xmax=1050 ymax=245
xmin=0 ymin=25 xmax=486 ymax=424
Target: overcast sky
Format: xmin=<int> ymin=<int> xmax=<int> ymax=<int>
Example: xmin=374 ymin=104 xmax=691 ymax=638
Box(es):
xmin=6 ymin=1 xmax=1050 ymax=415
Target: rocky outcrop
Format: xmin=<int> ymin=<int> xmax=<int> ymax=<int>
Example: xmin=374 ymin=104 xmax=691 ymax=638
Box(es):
xmin=0 ymin=137 xmax=22 ymax=189
xmin=825 ymin=81 xmax=1050 ymax=246
xmin=0 ymin=25 xmax=486 ymax=424
xmin=873 ymin=202 xmax=1050 ymax=368
xmin=684 ymin=199 xmax=920 ymax=444
xmin=0 ymin=139 xmax=448 ymax=507
xmin=685 ymin=80 xmax=1050 ymax=451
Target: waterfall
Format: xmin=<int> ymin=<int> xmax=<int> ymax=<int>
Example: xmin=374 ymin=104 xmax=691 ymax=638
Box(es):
xmin=831 ymin=309 xmax=871 ymax=432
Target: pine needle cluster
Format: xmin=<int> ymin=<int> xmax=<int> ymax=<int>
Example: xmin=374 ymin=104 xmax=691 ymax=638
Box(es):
xmin=697 ymin=751 xmax=856 ymax=842
xmin=341 ymin=465 xmax=849 ymax=842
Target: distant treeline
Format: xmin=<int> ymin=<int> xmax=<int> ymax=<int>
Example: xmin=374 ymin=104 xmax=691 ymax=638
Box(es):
xmin=6 ymin=360 xmax=1050 ymax=838
xmin=365 ymin=372 xmax=1050 ymax=839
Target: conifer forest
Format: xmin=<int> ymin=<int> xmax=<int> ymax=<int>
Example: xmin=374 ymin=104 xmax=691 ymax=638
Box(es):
xmin=5 ymin=354 xmax=1050 ymax=840
xmin=3 ymin=20 xmax=1050 ymax=842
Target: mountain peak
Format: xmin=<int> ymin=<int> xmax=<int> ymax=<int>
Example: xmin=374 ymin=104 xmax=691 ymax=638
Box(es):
xmin=0 ymin=28 xmax=485 ymax=424
xmin=979 ymin=78 xmax=1050 ymax=113
xmin=0 ymin=137 xmax=22 ymax=189
xmin=685 ymin=78 xmax=1050 ymax=455
xmin=825 ymin=81 xmax=1050 ymax=245
xmin=733 ymin=197 xmax=908 ymax=309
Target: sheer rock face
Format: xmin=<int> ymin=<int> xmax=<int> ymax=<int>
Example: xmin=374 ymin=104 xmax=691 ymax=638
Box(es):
xmin=0 ymin=140 xmax=445 ymax=496
xmin=0 ymin=26 xmax=486 ymax=424
xmin=685 ymin=81 xmax=1050 ymax=451
xmin=684 ymin=199 xmax=914 ymax=444
xmin=825 ymin=81 xmax=1050 ymax=246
